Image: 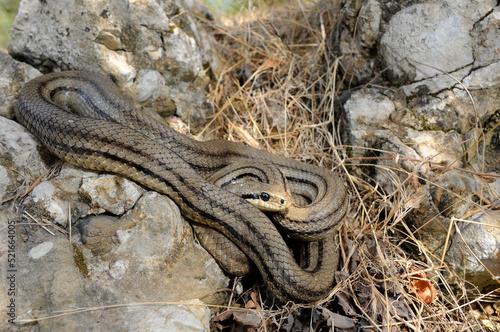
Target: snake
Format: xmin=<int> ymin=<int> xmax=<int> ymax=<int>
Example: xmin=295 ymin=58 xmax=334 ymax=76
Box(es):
xmin=15 ymin=70 xmax=348 ymax=303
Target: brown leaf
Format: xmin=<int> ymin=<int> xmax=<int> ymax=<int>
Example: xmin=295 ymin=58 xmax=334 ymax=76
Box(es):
xmin=408 ymin=270 xmax=437 ymax=304
xmin=317 ymin=307 xmax=356 ymax=329
xmin=212 ymin=309 xmax=263 ymax=331
xmin=406 ymin=190 xmax=425 ymax=209
xmin=260 ymin=57 xmax=280 ymax=70
xmin=337 ymin=293 xmax=357 ymax=316
xmin=245 ymin=291 xmax=261 ymax=310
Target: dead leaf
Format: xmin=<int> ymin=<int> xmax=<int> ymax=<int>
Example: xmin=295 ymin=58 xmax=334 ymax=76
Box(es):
xmin=213 ymin=309 xmax=263 ymax=331
xmin=260 ymin=57 xmax=280 ymax=70
xmin=316 ymin=307 xmax=356 ymax=329
xmin=406 ymin=190 xmax=425 ymax=209
xmin=245 ymin=291 xmax=261 ymax=310
xmin=336 ymin=293 xmax=357 ymax=316
xmin=408 ymin=270 xmax=437 ymax=304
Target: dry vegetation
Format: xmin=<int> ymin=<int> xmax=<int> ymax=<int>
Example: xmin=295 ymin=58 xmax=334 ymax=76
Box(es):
xmin=196 ymin=0 xmax=500 ymax=330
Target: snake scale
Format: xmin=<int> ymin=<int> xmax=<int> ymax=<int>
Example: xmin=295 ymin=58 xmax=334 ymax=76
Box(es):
xmin=16 ymin=71 xmax=348 ymax=303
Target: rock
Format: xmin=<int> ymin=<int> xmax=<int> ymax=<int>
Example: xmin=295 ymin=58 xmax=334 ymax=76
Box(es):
xmin=136 ymin=69 xmax=169 ymax=103
xmin=463 ymin=61 xmax=500 ymax=90
xmin=21 ymin=165 xmax=98 ymax=227
xmin=447 ymin=210 xmax=500 ymax=290
xmin=342 ymin=89 xmax=475 ymax=253
xmin=5 ymin=187 xmax=228 ymax=330
xmin=8 ymin=0 xmax=219 ymax=126
xmin=76 ymin=191 xmax=228 ymax=304
xmin=403 ymin=129 xmax=465 ymax=166
xmin=471 ymin=8 xmax=500 ymax=68
xmin=0 ymin=116 xmax=50 ymax=201
xmin=338 ymin=0 xmax=494 ymax=86
xmin=79 ymin=175 xmax=145 ymax=215
xmin=343 ymin=89 xmax=395 ymax=158
xmin=0 ymin=51 xmax=41 ymax=119
xmin=0 ymin=126 xmax=228 ymax=330
xmin=400 ymin=65 xmax=473 ymax=96
xmin=78 ymin=215 xmax=133 ymax=256
xmin=339 ymin=0 xmax=382 ymax=83
xmin=9 ymin=225 xmax=214 ymax=331
xmin=380 ymin=3 xmax=474 ymax=84
xmin=27 ymin=181 xmax=71 ymax=226
xmin=339 ymin=1 xmax=500 ymax=290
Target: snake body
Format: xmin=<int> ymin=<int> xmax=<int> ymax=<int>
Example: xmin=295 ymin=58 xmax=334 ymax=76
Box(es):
xmin=16 ymin=71 xmax=348 ymax=303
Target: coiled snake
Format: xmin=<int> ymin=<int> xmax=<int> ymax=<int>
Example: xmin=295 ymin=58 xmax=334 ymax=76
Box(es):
xmin=16 ymin=71 xmax=348 ymax=303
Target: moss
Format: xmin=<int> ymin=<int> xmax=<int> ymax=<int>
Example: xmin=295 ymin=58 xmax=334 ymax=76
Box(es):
xmin=419 ymin=114 xmax=443 ymax=131
xmin=72 ymin=244 xmax=90 ymax=279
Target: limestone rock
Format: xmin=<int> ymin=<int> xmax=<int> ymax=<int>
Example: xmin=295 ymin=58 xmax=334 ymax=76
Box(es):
xmin=0 ymin=116 xmax=49 ymax=201
xmin=342 ymin=89 xmax=475 ymax=253
xmin=76 ymin=191 xmax=228 ymax=304
xmin=339 ymin=0 xmax=382 ymax=83
xmin=5 ymin=187 xmax=228 ymax=330
xmin=380 ymin=3 xmax=474 ymax=84
xmin=471 ymin=8 xmax=500 ymax=68
xmin=447 ymin=210 xmax=500 ymax=290
xmin=79 ymin=175 xmax=145 ymax=215
xmin=0 ymin=51 xmax=41 ymax=119
xmin=343 ymin=89 xmax=395 ymax=158
xmin=1 ymin=134 xmax=228 ymax=331
xmin=338 ymin=0 xmax=494 ymax=86
xmin=8 ymin=224 xmax=215 ymax=330
xmin=22 ymin=165 xmax=98 ymax=227
xmin=8 ymin=0 xmax=219 ymax=126
xmin=463 ymin=61 xmax=500 ymax=90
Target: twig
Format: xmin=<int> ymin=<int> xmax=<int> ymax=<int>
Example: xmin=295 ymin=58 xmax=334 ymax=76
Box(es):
xmin=23 ymin=211 xmax=55 ymax=235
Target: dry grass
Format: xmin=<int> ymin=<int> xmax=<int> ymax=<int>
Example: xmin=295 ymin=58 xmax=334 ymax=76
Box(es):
xmin=195 ymin=0 xmax=500 ymax=330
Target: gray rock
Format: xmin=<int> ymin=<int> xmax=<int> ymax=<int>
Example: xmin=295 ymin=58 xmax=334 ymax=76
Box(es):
xmin=0 ymin=116 xmax=49 ymax=201
xmin=447 ymin=210 xmax=500 ymax=290
xmin=79 ymin=175 xmax=145 ymax=215
xmin=463 ymin=61 xmax=500 ymax=90
xmin=444 ymin=0 xmax=495 ymax=23
xmin=342 ymin=88 xmax=475 ymax=254
xmin=343 ymin=89 xmax=395 ymax=158
xmin=0 ymin=51 xmax=41 ymax=119
xmin=400 ymin=65 xmax=472 ymax=96
xmin=136 ymin=69 xmax=168 ymax=103
xmin=22 ymin=165 xmax=98 ymax=227
xmin=26 ymin=181 xmax=71 ymax=226
xmin=4 ymin=187 xmax=228 ymax=331
xmin=77 ymin=191 xmax=229 ymax=304
xmin=403 ymin=129 xmax=465 ymax=167
xmin=339 ymin=0 xmax=382 ymax=83
xmin=380 ymin=3 xmax=474 ymax=83
xmin=8 ymin=0 xmax=218 ymax=126
xmin=471 ymin=7 xmax=500 ymax=68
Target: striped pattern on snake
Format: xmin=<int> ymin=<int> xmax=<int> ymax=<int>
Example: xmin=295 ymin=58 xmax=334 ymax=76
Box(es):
xmin=15 ymin=71 xmax=348 ymax=303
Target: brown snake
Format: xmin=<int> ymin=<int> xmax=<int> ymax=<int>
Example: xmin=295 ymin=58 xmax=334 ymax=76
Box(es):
xmin=16 ymin=71 xmax=348 ymax=303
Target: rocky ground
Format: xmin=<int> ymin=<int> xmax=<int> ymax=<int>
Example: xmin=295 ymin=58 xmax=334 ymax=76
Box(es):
xmin=0 ymin=0 xmax=499 ymax=330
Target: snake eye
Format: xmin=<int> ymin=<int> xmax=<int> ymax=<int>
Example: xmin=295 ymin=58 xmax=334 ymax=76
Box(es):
xmin=260 ymin=192 xmax=270 ymax=201
xmin=280 ymin=198 xmax=285 ymax=205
